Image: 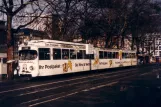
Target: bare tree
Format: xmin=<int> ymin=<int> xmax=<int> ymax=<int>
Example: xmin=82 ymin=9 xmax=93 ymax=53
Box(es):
xmin=44 ymin=0 xmax=78 ymax=41
xmin=0 ymin=0 xmax=48 ymax=79
xmin=45 ymin=0 xmax=161 ymax=50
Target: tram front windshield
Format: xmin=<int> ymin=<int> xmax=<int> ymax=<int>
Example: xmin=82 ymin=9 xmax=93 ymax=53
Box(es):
xmin=19 ymin=50 xmax=37 ymax=60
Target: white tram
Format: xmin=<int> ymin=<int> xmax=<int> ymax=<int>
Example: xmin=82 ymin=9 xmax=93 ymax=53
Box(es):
xmin=18 ymin=40 xmax=137 ymax=77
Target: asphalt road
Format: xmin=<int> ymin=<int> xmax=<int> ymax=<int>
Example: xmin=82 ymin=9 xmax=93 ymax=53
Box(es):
xmin=0 ymin=65 xmax=160 ymax=107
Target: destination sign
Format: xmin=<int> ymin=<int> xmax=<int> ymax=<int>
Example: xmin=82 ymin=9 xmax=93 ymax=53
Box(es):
xmin=22 ymin=47 xmax=30 ymax=50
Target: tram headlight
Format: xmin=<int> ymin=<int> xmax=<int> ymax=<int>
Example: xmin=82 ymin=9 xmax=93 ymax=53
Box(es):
xmin=29 ymin=66 xmax=34 ymax=70
xmin=17 ymin=66 xmax=20 ymax=70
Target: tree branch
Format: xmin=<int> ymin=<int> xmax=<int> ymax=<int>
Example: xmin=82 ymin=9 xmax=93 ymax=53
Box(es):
xmin=2 ymin=0 xmax=9 ymax=11
xmin=9 ymin=0 xmax=14 ymax=10
xmin=0 ymin=8 xmax=7 ymax=13
xmin=21 ymin=0 xmax=24 ymax=5
xmin=16 ymin=4 xmax=48 ymax=32
xmin=13 ymin=0 xmax=38 ymax=16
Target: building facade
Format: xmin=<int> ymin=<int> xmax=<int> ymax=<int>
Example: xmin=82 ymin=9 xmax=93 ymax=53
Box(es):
xmin=0 ymin=20 xmax=6 ymax=53
xmin=153 ymin=37 xmax=161 ymax=57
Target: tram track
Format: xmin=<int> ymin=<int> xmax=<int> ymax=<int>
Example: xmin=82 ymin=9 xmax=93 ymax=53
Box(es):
xmin=0 ymin=69 xmax=138 ymax=98
xmin=0 ymin=66 xmax=157 ymax=107
xmin=0 ymin=65 xmax=158 ymax=107
xmin=0 ymin=64 xmax=153 ymax=91
xmin=0 ymin=67 xmax=138 ymax=92
xmin=20 ymin=70 xmax=150 ymax=107
xmin=0 ymin=64 xmax=152 ymax=91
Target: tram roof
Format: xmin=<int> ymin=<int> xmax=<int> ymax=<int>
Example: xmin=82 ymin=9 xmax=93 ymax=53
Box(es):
xmin=96 ymin=48 xmax=136 ymax=53
xmin=19 ymin=39 xmax=136 ymax=53
xmin=21 ymin=39 xmax=87 ymax=46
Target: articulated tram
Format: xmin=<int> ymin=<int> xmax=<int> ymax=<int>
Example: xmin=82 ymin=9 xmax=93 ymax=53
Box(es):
xmin=18 ymin=40 xmax=137 ymax=77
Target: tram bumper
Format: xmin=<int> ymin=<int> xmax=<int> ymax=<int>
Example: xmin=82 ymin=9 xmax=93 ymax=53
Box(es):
xmin=20 ymin=74 xmax=32 ymax=78
xmin=20 ymin=70 xmax=32 ymax=77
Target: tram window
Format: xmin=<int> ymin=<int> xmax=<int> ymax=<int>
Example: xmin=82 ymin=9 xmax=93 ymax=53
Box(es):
xmin=124 ymin=53 xmax=128 ymax=58
xmin=90 ymin=54 xmax=94 ymax=59
xmin=70 ymin=49 xmax=76 ymax=59
xmin=84 ymin=50 xmax=89 ymax=59
xmin=53 ymin=49 xmax=61 ymax=60
xmin=77 ymin=50 xmax=83 ymax=59
xmin=122 ymin=53 xmax=125 ymax=58
xmin=134 ymin=53 xmax=136 ymax=58
xmin=19 ymin=50 xmax=37 ymax=60
xmin=104 ymin=52 xmax=107 ymax=59
xmin=129 ymin=53 xmax=132 ymax=58
xmin=128 ymin=53 xmax=131 ymax=58
xmin=39 ymin=48 xmax=50 ymax=60
xmin=62 ymin=49 xmax=69 ymax=59
xmin=126 ymin=53 xmax=129 ymax=58
xmin=123 ymin=53 xmax=128 ymax=58
xmin=84 ymin=54 xmax=93 ymax=59
xmin=125 ymin=53 xmax=127 ymax=58
xmin=129 ymin=53 xmax=131 ymax=58
xmin=84 ymin=54 xmax=89 ymax=59
xmin=131 ymin=53 xmax=133 ymax=58
xmin=107 ymin=52 xmax=112 ymax=59
xmin=133 ymin=53 xmax=136 ymax=58
xmin=99 ymin=51 xmax=104 ymax=59
xmin=130 ymin=53 xmax=133 ymax=58
xmin=112 ymin=52 xmax=116 ymax=59
xmin=132 ymin=53 xmax=136 ymax=58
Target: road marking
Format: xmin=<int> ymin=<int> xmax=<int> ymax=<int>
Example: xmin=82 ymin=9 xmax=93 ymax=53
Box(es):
xmin=29 ymin=91 xmax=79 ymax=107
xmin=140 ymin=70 xmax=160 ymax=76
xmin=83 ymin=81 xmax=118 ymax=91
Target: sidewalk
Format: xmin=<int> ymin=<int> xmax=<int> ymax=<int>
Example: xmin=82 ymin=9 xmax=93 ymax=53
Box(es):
xmin=0 ymin=75 xmax=20 ymax=83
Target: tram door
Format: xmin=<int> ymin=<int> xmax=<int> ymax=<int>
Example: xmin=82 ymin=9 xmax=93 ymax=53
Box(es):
xmin=119 ymin=50 xmax=123 ymax=66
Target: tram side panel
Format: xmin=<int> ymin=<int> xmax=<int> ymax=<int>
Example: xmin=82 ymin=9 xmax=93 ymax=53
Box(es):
xmin=30 ymin=58 xmax=137 ymax=77
xmin=39 ymin=60 xmax=64 ymax=76
xmin=39 ymin=59 xmax=92 ymax=76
